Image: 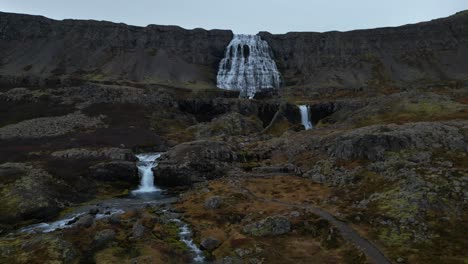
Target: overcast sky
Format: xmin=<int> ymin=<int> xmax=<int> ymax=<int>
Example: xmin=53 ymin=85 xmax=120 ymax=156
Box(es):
xmin=1 ymin=0 xmax=467 ymax=34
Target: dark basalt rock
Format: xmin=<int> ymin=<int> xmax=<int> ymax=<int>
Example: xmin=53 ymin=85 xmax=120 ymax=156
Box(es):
xmin=259 ymin=11 xmax=468 ymax=90
xmin=0 ymin=12 xmax=233 ymax=87
xmin=153 ymin=140 xmax=236 ymax=186
xmin=89 ymin=161 xmax=138 ymax=183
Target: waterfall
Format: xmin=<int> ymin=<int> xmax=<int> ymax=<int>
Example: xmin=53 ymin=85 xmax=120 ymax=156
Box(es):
xmin=299 ymin=105 xmax=313 ymax=130
xmin=132 ymin=153 xmax=161 ymax=193
xmin=217 ymin=34 xmax=281 ymax=99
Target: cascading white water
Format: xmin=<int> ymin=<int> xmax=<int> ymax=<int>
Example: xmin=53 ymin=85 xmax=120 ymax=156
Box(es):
xmin=299 ymin=105 xmax=313 ymax=130
xmin=217 ymin=34 xmax=281 ymax=99
xmin=132 ymin=153 xmax=161 ymax=193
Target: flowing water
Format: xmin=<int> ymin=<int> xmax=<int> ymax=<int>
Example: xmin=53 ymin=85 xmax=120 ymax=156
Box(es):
xmin=217 ymin=34 xmax=281 ymax=99
xmin=299 ymin=105 xmax=313 ymax=130
xmin=132 ymin=153 xmax=161 ymax=194
xmin=18 ymin=152 xmax=205 ymax=262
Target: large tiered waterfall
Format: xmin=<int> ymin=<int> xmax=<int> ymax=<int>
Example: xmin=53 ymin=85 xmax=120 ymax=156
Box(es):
xmin=299 ymin=105 xmax=313 ymax=130
xmin=217 ymin=34 xmax=281 ymax=99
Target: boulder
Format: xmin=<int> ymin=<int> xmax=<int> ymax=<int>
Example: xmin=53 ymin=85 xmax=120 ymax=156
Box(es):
xmin=132 ymin=220 xmax=146 ymax=238
xmin=154 ymin=140 xmax=236 ymax=186
xmin=0 ymin=163 xmax=67 ymax=226
xmin=243 ymin=216 xmax=291 ymax=236
xmin=204 ymin=196 xmax=223 ymax=209
xmin=76 ymin=214 xmax=94 ymax=228
xmin=89 ymin=161 xmax=138 ymax=183
xmin=200 ymin=237 xmax=221 ymax=251
xmin=93 ymin=229 xmax=116 ymax=248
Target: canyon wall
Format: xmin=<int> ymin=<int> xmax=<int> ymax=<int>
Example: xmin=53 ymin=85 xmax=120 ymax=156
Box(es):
xmin=259 ymin=11 xmax=468 ymax=89
xmin=0 ymin=11 xmax=467 ymax=90
xmin=0 ymin=12 xmax=233 ymax=87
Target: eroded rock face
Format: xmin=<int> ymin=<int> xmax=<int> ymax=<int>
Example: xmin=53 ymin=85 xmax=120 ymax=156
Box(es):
xmin=0 ymin=12 xmax=233 ymax=87
xmin=328 ymin=121 xmax=467 ymax=161
xmin=154 ymin=140 xmax=236 ymax=186
xmin=259 ymin=11 xmax=468 ymax=89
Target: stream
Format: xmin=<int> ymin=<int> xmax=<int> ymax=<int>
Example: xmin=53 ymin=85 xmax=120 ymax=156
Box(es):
xmin=18 ymin=153 xmax=205 ymax=263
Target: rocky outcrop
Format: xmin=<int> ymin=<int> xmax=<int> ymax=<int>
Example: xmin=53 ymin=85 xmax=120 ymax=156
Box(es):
xmin=0 ymin=12 xmax=233 ymax=87
xmin=0 ymin=163 xmax=68 ymax=225
xmin=260 ymin=11 xmax=468 ymax=89
xmin=191 ymin=112 xmax=263 ymax=139
xmin=154 ymin=140 xmax=236 ymax=186
xmin=328 ymin=121 xmax=467 ymax=161
xmin=52 ymin=147 xmax=135 ymax=160
xmin=243 ymin=216 xmax=291 ymax=236
xmin=89 ymin=161 xmax=138 ymax=183
xmin=0 ymin=112 xmax=105 ymax=139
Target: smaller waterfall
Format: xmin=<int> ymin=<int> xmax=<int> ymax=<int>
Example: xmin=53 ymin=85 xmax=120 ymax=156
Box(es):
xmin=171 ymin=219 xmax=205 ymax=262
xmin=132 ymin=153 xmax=161 ymax=194
xmin=299 ymin=105 xmax=313 ymax=130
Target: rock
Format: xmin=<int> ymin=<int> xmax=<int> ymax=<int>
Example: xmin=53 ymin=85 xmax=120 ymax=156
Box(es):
xmin=0 ymin=163 xmax=67 ymax=226
xmin=200 ymin=237 xmax=221 ymax=251
xmin=204 ymin=196 xmax=223 ymax=209
xmin=0 ymin=112 xmax=104 ymax=139
xmin=2 ymin=234 xmax=78 ymax=263
xmin=192 ymin=112 xmax=263 ymax=139
xmin=243 ymin=216 xmax=291 ymax=236
xmin=51 ymin=147 xmax=135 ymax=161
xmin=221 ymin=256 xmax=243 ymax=264
xmin=76 ymin=214 xmax=94 ymax=228
xmin=89 ymin=161 xmax=138 ymax=183
xmin=93 ymin=229 xmax=116 ymax=248
xmin=154 ymin=140 xmax=236 ymax=186
xmin=132 ymin=220 xmax=146 ymax=238
xmin=89 ymin=207 xmax=100 ymax=215
xmin=329 ymin=121 xmax=466 ymax=161
xmin=251 ymin=164 xmax=300 ymax=175
xmin=109 ymin=214 xmax=121 ymax=225
xmin=259 ymin=12 xmax=468 ymax=90
xmin=235 ymin=248 xmax=252 ymax=257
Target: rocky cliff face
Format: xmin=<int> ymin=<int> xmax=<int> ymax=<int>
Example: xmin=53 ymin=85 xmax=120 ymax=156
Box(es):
xmin=259 ymin=11 xmax=468 ymax=90
xmin=0 ymin=12 xmax=233 ymax=87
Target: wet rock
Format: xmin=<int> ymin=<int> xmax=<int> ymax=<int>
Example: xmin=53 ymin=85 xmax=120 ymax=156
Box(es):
xmin=89 ymin=207 xmax=100 ymax=215
xmin=200 ymin=237 xmax=221 ymax=251
xmin=154 ymin=140 xmax=236 ymax=186
xmin=76 ymin=214 xmax=94 ymax=228
xmin=204 ymin=196 xmax=223 ymax=209
xmin=243 ymin=216 xmax=291 ymax=236
xmin=93 ymin=229 xmax=116 ymax=248
xmin=89 ymin=161 xmax=138 ymax=183
xmin=109 ymin=214 xmax=121 ymax=225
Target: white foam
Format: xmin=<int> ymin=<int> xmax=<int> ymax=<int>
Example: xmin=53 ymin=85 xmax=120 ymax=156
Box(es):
xmin=217 ymin=34 xmax=281 ymax=99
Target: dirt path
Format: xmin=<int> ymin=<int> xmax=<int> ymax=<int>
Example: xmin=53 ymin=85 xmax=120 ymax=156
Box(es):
xmin=238 ymin=184 xmax=392 ymax=264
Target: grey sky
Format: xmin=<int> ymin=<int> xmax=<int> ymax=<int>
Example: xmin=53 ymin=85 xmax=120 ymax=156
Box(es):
xmin=1 ymin=0 xmax=467 ymax=34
